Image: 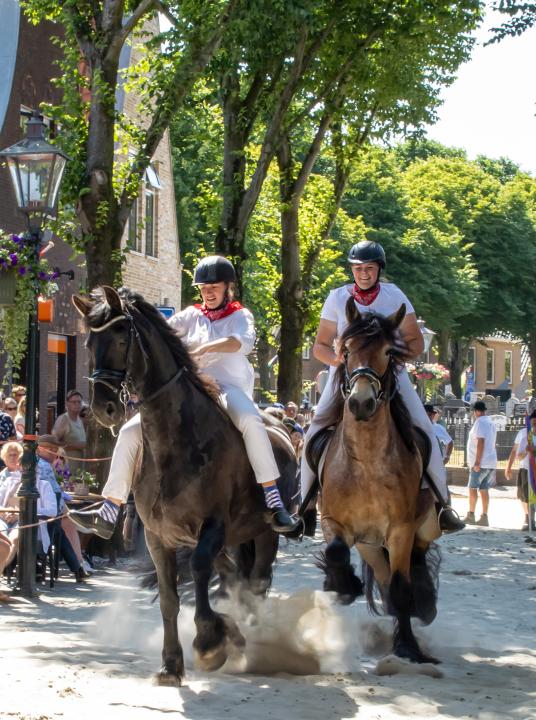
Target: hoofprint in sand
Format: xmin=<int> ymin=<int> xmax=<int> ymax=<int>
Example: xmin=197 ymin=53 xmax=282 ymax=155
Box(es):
xmin=1 ymin=491 xmax=534 ymax=720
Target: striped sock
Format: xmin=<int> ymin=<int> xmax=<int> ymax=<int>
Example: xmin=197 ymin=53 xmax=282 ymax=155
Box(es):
xmin=263 ymin=483 xmax=284 ymax=509
xmin=99 ymin=499 xmax=120 ymax=524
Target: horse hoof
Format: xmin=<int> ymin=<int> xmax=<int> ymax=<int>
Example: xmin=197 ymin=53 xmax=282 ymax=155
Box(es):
xmin=194 ymin=643 xmax=228 ymax=672
xmin=153 ymin=666 xmax=183 ymax=686
xmin=394 ymin=642 xmax=440 ymax=665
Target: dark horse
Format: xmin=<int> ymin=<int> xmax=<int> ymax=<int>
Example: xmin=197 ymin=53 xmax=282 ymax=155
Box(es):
xmin=73 ymin=286 xmax=298 ymax=684
xmin=317 ymin=297 xmax=441 ymax=664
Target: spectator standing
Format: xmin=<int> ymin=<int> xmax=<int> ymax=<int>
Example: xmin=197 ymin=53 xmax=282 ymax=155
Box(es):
xmin=14 ymin=396 xmax=26 ymax=438
xmin=52 ymin=390 xmax=87 ymax=476
xmin=505 ymin=410 xmax=536 ymax=532
xmin=464 ymin=401 xmax=497 ymax=527
xmin=424 ymin=404 xmax=453 ymax=464
xmin=285 ymin=402 xmax=298 ymax=420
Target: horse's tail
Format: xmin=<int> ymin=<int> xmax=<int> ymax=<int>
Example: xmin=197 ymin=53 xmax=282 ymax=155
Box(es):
xmin=139 ymin=546 xmax=194 ymax=592
xmin=361 ymin=543 xmax=441 ymax=623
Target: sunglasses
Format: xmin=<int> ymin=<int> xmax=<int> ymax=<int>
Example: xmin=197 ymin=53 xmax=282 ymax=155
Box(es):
xmin=6 ymin=406 xmax=17 ymax=411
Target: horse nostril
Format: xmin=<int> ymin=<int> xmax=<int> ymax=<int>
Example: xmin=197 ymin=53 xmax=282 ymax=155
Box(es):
xmin=105 ymin=402 xmax=116 ymax=417
xmin=364 ymin=398 xmax=375 ymax=415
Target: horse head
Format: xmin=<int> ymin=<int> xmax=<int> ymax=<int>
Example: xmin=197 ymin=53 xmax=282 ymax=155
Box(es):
xmin=73 ymin=286 xmax=143 ymax=430
xmin=338 ymin=296 xmax=407 ymax=422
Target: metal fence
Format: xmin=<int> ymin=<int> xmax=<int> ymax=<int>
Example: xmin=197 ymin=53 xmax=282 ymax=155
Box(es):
xmin=443 ymin=416 xmax=527 ymax=467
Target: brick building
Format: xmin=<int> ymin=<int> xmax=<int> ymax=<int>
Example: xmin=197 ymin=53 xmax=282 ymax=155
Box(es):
xmin=0 ymin=4 xmax=180 ymax=428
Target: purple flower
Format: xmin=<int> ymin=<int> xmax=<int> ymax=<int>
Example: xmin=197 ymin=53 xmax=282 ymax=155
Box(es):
xmin=9 ymin=253 xmax=18 ymax=266
xmin=52 ymin=271 xmax=59 ymax=280
xmin=18 ymin=266 xmax=27 ymax=276
xmin=38 ymin=271 xmax=47 ymax=280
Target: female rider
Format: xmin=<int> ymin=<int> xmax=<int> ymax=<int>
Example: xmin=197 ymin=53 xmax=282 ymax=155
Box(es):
xmin=70 ymin=256 xmax=300 ymax=538
xmin=300 ymin=240 xmax=464 ymax=534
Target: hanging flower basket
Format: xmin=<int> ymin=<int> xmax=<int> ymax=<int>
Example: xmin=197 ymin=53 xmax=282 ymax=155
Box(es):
xmin=406 ymin=362 xmax=450 ymax=401
xmin=0 ymin=270 xmax=17 ymax=306
xmin=0 ymin=231 xmax=58 ymax=376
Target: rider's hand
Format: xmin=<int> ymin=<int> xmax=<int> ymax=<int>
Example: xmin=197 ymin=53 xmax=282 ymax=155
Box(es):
xmin=190 ymin=344 xmax=208 ymax=359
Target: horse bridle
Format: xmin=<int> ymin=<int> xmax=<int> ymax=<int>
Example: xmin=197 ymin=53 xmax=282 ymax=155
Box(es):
xmin=86 ymin=306 xmax=184 ymax=411
xmin=340 ymin=350 xmax=397 ymax=402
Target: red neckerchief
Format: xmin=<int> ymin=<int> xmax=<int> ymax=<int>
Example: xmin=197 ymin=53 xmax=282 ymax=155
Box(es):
xmin=194 ymin=300 xmax=243 ymax=322
xmin=352 ymin=282 xmax=380 ymax=306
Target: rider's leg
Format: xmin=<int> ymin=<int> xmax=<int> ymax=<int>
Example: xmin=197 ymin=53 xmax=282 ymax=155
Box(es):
xmin=300 ymin=371 xmax=339 ymax=504
xmin=397 ymin=370 xmax=464 ymax=533
xmin=220 ymin=386 xmax=299 ymax=533
xmin=69 ymin=414 xmax=142 ymax=539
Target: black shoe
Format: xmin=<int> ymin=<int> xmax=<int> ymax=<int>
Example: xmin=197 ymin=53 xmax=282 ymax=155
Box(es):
xmin=266 ymin=507 xmax=302 ymax=534
xmin=75 ymin=566 xmax=90 ymax=583
xmin=69 ymin=509 xmax=116 ymax=540
xmin=438 ymin=506 xmax=466 ymax=534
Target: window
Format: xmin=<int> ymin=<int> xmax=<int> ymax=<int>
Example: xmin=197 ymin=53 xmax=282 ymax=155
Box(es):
xmin=145 ymin=190 xmax=157 ymax=257
xmin=504 ymin=350 xmax=512 ymax=384
xmin=302 ymin=344 xmax=311 ymax=360
xmin=127 ymin=198 xmax=140 ymax=252
xmin=486 ymin=348 xmax=494 ymax=383
xmin=467 ymin=347 xmax=475 ymax=374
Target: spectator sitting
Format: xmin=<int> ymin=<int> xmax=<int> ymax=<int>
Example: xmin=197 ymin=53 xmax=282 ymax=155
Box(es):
xmin=0 ymin=404 xmax=16 ymax=469
xmin=0 ymin=441 xmax=58 ymax=578
xmin=3 ymin=398 xmax=18 ymax=427
xmin=36 ymin=435 xmax=90 ymax=582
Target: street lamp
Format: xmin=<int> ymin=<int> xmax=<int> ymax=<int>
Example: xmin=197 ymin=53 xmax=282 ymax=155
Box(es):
xmin=416 ymin=317 xmax=436 ymax=360
xmin=0 ymin=110 xmax=69 ymax=597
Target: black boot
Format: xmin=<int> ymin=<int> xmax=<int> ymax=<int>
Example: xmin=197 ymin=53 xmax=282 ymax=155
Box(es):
xmin=266 ymin=507 xmax=302 ymax=534
xmin=69 ymin=509 xmax=116 ymax=540
xmin=438 ymin=504 xmax=465 ymax=533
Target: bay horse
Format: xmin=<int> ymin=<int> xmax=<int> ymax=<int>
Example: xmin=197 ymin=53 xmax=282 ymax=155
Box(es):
xmin=73 ymin=286 xmax=298 ymax=684
xmin=317 ymin=297 xmax=441 ymax=664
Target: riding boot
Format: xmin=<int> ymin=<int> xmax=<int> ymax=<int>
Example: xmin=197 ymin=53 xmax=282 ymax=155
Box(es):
xmin=69 ymin=500 xmax=119 ymax=540
xmin=267 ymin=507 xmax=302 ymax=534
xmin=436 ymin=503 xmax=466 ymax=533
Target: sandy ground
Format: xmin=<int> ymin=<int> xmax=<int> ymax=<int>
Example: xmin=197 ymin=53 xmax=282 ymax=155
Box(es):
xmin=1 ymin=488 xmax=535 ymax=720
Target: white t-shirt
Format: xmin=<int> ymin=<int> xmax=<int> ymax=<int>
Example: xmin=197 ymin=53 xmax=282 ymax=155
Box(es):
xmin=321 ymin=282 xmax=415 ymax=337
xmin=433 ymin=422 xmax=453 ymax=458
xmin=467 ymin=415 xmax=498 ymax=469
xmin=168 ymin=305 xmax=256 ymax=398
xmin=515 ymin=428 xmax=530 ymax=470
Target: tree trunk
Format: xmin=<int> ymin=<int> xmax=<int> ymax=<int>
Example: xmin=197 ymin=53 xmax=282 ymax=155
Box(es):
xmin=276 ymin=136 xmax=305 ymax=405
xmin=526 ymin=330 xmax=536 ymax=394
xmin=448 ymin=337 xmax=470 ymax=399
xmin=256 ymin=333 xmax=274 ymax=401
xmin=436 ymin=329 xmax=450 ymax=366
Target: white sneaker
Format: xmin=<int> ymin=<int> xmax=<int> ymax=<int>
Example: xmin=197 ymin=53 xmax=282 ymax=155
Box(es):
xmin=82 ymin=560 xmax=93 ymax=574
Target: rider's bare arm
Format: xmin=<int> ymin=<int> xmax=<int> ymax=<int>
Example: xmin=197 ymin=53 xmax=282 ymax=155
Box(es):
xmin=313 ymin=320 xmax=341 ymax=367
xmin=192 ymin=337 xmax=241 ymax=357
xmin=400 ymin=312 xmax=425 ymax=359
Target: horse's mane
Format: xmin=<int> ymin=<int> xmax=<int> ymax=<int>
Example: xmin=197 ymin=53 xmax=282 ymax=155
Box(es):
xmin=324 ymin=303 xmax=416 ymax=452
xmin=87 ymin=287 xmax=221 ymax=404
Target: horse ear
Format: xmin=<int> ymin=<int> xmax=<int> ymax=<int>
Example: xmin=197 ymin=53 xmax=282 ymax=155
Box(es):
xmin=102 ymin=286 xmax=123 ymax=313
xmin=346 ymin=295 xmax=361 ymax=324
xmin=72 ymin=294 xmax=93 ymax=317
xmin=388 ymin=303 xmax=406 ymax=329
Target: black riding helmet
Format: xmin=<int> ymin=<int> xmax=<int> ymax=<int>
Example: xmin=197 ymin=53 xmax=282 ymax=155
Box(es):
xmin=192 ymin=255 xmax=237 ymax=285
xmin=347 ymin=240 xmax=386 ymax=269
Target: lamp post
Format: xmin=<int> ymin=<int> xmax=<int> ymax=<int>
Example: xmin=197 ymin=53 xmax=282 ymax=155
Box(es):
xmin=0 ymin=110 xmax=69 ymax=597
xmin=416 ymin=317 xmax=436 ymax=361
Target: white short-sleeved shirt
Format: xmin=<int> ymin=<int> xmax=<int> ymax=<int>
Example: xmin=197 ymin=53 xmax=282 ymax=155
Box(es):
xmin=321 ymin=282 xmax=415 ymax=337
xmin=433 ymin=422 xmax=453 ymax=458
xmin=515 ymin=428 xmax=530 ymax=470
xmin=168 ymin=305 xmax=256 ymax=398
xmin=467 ymin=415 xmax=498 ymax=469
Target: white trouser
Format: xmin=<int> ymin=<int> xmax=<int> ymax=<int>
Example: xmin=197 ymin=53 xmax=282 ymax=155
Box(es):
xmin=300 ymin=368 xmax=448 ymax=505
xmin=102 ymin=385 xmax=280 ymax=503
